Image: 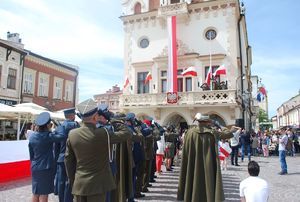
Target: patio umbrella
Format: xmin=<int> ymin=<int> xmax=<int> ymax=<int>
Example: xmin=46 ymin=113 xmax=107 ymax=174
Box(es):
xmin=12 ymin=103 xmax=48 ymax=140
xmin=14 ymin=102 xmax=47 ymax=111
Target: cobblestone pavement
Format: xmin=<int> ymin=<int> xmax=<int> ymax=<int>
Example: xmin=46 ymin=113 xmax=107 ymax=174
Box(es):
xmin=1 ymin=155 xmax=300 ymax=202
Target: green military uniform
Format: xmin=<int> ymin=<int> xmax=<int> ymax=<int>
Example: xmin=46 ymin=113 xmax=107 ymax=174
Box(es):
xmin=142 ymin=130 xmax=154 ymax=190
xmin=177 ymin=124 xmax=233 ymax=202
xmin=110 ymin=119 xmax=134 ymax=202
xmin=134 ymin=128 xmax=146 ymax=195
xmin=164 ymin=131 xmax=178 ymax=158
xmin=64 ymin=99 xmax=131 ymax=202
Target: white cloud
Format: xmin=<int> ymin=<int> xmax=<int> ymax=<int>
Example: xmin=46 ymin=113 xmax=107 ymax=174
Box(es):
xmin=0 ymin=1 xmax=123 ymax=60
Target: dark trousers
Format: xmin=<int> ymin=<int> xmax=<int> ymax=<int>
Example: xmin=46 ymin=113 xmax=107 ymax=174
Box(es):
xmin=150 ymin=156 xmax=156 ymax=181
xmin=106 ymin=161 xmax=117 ymax=202
xmin=241 ymin=144 xmax=251 ymax=161
xmin=142 ymin=159 xmax=152 ymax=189
xmin=135 ymin=160 xmax=144 ymax=194
xmin=231 ymin=145 xmax=239 ymax=165
xmin=56 ymin=163 xmax=73 ymax=202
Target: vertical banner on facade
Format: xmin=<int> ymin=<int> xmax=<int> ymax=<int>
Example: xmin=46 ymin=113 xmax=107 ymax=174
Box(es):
xmin=167 ymin=15 xmax=178 ymax=104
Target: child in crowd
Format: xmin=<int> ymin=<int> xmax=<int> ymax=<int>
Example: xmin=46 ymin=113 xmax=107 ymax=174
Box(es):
xmin=219 ymin=138 xmax=232 ymax=170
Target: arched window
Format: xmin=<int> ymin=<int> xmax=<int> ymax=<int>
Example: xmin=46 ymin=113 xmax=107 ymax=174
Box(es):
xmin=134 ymin=2 xmax=142 ymax=14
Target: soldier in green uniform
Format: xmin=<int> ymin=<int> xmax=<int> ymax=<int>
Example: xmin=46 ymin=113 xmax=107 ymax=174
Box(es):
xmin=177 ymin=113 xmax=233 ymax=202
xmin=141 ymin=119 xmax=154 ymax=193
xmin=164 ymin=125 xmax=178 ymax=171
xmin=64 ymin=99 xmax=131 ymax=202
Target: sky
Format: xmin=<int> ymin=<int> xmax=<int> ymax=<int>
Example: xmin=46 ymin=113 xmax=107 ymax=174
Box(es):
xmin=0 ymin=0 xmax=299 ymax=117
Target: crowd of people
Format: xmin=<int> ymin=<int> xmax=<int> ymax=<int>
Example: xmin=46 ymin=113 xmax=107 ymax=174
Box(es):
xmin=27 ymin=99 xmax=182 ymax=202
xmin=26 ymin=98 xmax=299 ymax=202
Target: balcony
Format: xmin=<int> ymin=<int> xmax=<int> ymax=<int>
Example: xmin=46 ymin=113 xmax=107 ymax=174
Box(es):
xmin=120 ymin=89 xmax=237 ymax=108
xmin=158 ymin=2 xmax=188 ymax=17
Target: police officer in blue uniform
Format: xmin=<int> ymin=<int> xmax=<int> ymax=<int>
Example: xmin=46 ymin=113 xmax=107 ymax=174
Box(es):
xmin=124 ymin=113 xmax=145 ymax=200
xmin=29 ymin=112 xmax=65 ymax=202
xmin=54 ymin=108 xmax=80 ymax=202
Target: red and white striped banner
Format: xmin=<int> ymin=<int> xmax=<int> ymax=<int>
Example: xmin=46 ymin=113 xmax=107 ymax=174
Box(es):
xmin=219 ymin=141 xmax=232 ymax=161
xmin=0 ymin=140 xmax=30 ymax=183
xmin=167 ymin=16 xmax=178 ymax=93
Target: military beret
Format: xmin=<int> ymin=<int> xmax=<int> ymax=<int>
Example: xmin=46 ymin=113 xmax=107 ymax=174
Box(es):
xmin=63 ymin=107 xmax=76 ymax=116
xmin=35 ymin=112 xmax=51 ymax=126
xmin=76 ymin=99 xmax=97 ymax=118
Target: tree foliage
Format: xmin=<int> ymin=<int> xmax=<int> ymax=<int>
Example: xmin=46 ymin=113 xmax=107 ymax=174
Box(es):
xmin=259 ymin=108 xmax=268 ymax=123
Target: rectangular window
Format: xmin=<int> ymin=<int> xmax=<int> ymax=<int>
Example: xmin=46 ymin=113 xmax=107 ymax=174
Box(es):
xmin=205 ymin=66 xmax=220 ymax=83
xmin=38 ymin=74 xmax=49 ymax=97
xmin=161 ymin=70 xmax=167 ymax=77
xmin=65 ymin=81 xmax=73 ymax=101
xmin=7 ymin=68 xmax=17 ymax=89
xmin=177 ymin=78 xmax=183 ymax=92
xmin=23 ymin=72 xmax=33 ymax=94
xmin=137 ymin=72 xmax=149 ymax=94
xmin=177 ymin=69 xmax=183 ymax=75
xmin=186 ymin=77 xmax=192 ymax=92
xmin=171 ymin=0 xmax=180 ymax=4
xmin=161 ymin=79 xmax=167 ymax=93
xmin=54 ymin=78 xmax=63 ymax=99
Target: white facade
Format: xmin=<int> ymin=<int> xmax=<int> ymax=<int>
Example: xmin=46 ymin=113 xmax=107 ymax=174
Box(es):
xmin=276 ymin=93 xmax=300 ymax=128
xmin=120 ymin=0 xmax=252 ymax=128
xmin=0 ymin=40 xmax=26 ymax=105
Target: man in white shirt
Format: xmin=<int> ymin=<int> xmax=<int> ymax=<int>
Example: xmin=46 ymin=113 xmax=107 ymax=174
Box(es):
xmin=278 ymin=128 xmax=288 ymax=175
xmin=230 ymin=126 xmax=241 ymax=166
xmin=239 ymin=161 xmax=269 ymax=202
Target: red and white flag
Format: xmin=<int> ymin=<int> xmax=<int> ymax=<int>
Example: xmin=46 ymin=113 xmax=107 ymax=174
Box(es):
xmin=182 ymin=66 xmax=197 ymax=77
xmin=205 ymin=72 xmax=212 ymax=85
xmin=123 ymin=77 xmax=129 ymax=89
xmin=144 ymin=72 xmax=152 ymax=84
xmin=214 ymin=64 xmax=226 ymax=76
xmin=259 ymin=87 xmax=267 ymax=96
xmin=167 ymin=16 xmax=178 ymax=93
xmin=0 ymin=140 xmax=30 ymax=183
xmin=219 ymin=141 xmax=232 ymax=161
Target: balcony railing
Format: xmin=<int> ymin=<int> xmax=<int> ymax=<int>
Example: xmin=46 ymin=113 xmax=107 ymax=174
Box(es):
xmin=120 ymin=89 xmax=237 ymax=108
xmin=158 ymin=2 xmax=188 ymax=17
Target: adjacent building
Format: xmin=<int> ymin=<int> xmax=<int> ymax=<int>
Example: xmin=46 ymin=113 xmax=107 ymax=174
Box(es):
xmin=23 ymin=51 xmax=79 ymax=111
xmin=276 ymin=92 xmax=300 ymax=129
xmin=0 ymin=35 xmax=27 ymax=106
xmin=251 ymin=75 xmax=268 ymax=131
xmin=1 ymin=32 xmax=79 ymax=111
xmin=94 ymin=85 xmax=122 ymax=113
xmin=119 ymin=0 xmax=253 ymax=129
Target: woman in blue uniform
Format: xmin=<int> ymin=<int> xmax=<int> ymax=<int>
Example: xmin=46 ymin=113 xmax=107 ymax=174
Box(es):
xmin=28 ymin=112 xmax=65 ymax=202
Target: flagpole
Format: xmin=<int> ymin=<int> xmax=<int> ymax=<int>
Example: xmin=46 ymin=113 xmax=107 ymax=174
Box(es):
xmin=209 ymin=34 xmax=212 ymax=91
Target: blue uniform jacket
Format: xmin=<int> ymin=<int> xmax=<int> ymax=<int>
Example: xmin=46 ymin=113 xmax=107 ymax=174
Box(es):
xmin=127 ymin=125 xmax=144 ymax=163
xmin=56 ymin=120 xmax=80 ymax=163
xmin=29 ymin=126 xmax=65 ymax=171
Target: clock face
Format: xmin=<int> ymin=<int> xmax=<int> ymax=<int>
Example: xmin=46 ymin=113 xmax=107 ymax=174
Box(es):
xmin=205 ymin=29 xmax=217 ymax=40
xmin=139 ymin=38 xmax=149 ymax=48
